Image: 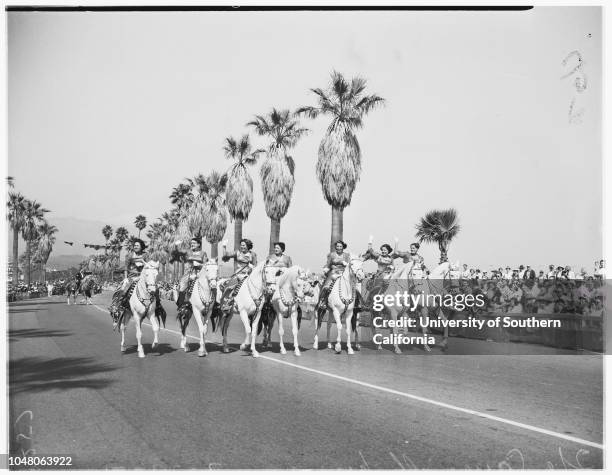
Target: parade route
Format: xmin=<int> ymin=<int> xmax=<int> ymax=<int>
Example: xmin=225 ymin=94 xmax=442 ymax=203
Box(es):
xmin=8 ymin=294 xmax=603 ymax=469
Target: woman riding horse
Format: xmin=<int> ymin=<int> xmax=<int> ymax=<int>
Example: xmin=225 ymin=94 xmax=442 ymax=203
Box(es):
xmin=110 ymin=239 xmax=165 ymax=326
xmin=361 ymin=241 xmax=395 ymax=310
xmin=393 ymin=241 xmax=426 ymax=278
xmin=220 ymin=238 xmax=258 ymax=313
xmin=176 ymin=237 xmax=208 ymax=308
xmin=315 ymin=240 xmax=351 ymax=319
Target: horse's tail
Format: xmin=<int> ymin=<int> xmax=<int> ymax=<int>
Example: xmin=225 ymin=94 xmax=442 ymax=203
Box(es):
xmin=297 ymin=305 xmax=302 ymax=330
xmin=209 ymin=301 xmax=221 ymax=333
xmin=176 ymin=304 xmax=193 ymax=334
xmin=155 ymin=295 xmax=167 ymax=328
xmin=351 ymin=291 xmax=363 ymax=332
xmin=258 ymin=300 xmax=275 ymax=336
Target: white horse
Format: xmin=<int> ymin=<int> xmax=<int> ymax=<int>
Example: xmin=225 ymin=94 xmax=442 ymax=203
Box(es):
xmin=269 ymin=266 xmax=309 ymax=356
xmin=214 ymin=262 xmax=277 ymax=356
xmin=313 ymin=256 xmax=365 ymax=354
xmin=378 ymin=260 xmax=458 ymax=354
xmin=119 ymin=262 xmax=160 ymax=358
xmin=177 ymin=260 xmax=219 ymax=357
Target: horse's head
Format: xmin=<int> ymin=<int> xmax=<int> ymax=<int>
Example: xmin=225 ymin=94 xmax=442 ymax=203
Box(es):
xmin=349 ymin=255 xmax=365 ymax=282
xmin=200 ymin=259 xmax=219 ymax=289
xmin=278 ymin=266 xmax=309 ymax=301
xmin=142 ymin=261 xmax=159 ymax=294
xmin=263 ymin=265 xmax=280 ymax=293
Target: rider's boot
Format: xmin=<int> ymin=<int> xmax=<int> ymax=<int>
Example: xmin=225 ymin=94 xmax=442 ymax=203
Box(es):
xmin=315 ymin=286 xmax=331 ymax=312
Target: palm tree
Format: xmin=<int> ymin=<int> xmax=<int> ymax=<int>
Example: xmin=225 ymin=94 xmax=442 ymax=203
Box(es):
xmin=170 ymin=183 xmax=194 ymax=211
xmin=7 ymin=176 xmax=15 ymax=188
xmin=224 ymin=134 xmax=262 ymax=252
xmin=248 ymin=108 xmax=308 ymax=253
xmin=102 ymin=225 xmax=113 ymax=279
xmin=21 ymin=200 xmax=49 ymax=286
xmin=134 ymin=215 xmax=147 ymax=238
xmin=115 ymin=226 xmax=129 ymax=278
xmin=296 ymin=71 xmax=384 ymax=249
xmin=7 ymin=192 xmax=26 ymax=284
xmin=187 ymin=171 xmax=228 ymax=259
xmin=415 ymin=209 xmax=461 ymax=264
xmin=37 ymin=222 xmax=58 ymax=282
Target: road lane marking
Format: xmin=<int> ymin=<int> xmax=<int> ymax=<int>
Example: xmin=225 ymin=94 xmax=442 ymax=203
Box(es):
xmin=92 ymin=304 xmax=603 ymax=450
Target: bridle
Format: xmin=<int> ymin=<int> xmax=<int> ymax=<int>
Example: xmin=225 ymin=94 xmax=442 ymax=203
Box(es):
xmin=135 ymin=268 xmax=157 ymax=312
xmin=338 ymin=258 xmax=364 ymax=307
xmin=196 ymin=262 xmax=218 ymax=306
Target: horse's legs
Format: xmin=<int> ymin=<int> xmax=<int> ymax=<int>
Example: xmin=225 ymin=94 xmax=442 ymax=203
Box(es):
xmin=221 ymin=311 xmax=232 ymax=353
xmin=354 ymin=312 xmax=361 ymax=351
xmin=439 ymin=308 xmax=449 ymax=350
xmin=134 ymin=311 xmax=145 ymax=358
xmin=327 ymin=313 xmax=333 ymax=350
xmin=290 ymin=309 xmax=300 ymax=356
xmin=390 ymin=309 xmax=401 ymax=354
xmin=193 ymin=304 xmax=208 ymax=357
xmin=346 ymin=306 xmax=354 ymax=355
xmin=120 ymin=323 xmax=126 ymax=353
xmin=249 ymin=305 xmax=263 ymax=358
xmin=239 ymin=308 xmax=252 ymax=351
xmin=150 ymin=310 xmax=160 ymax=351
xmin=332 ymin=308 xmax=343 ymax=354
xmin=278 ymin=312 xmax=286 ymax=354
xmin=420 ymin=307 xmax=431 ymax=352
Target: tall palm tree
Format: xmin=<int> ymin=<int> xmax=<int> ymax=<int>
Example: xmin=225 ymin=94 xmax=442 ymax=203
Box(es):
xmin=248 ymin=108 xmax=308 ymax=253
xmin=170 ymin=181 xmax=196 ymax=277
xmin=189 ymin=171 xmax=228 ymax=259
xmin=37 ymin=222 xmax=58 ymax=282
xmin=415 ymin=209 xmax=461 ymax=264
xmin=296 ymin=71 xmax=384 ymax=249
xmin=170 ymin=183 xmax=194 ymax=211
xmin=134 ymin=215 xmax=147 ymax=238
xmin=7 ymin=192 xmax=26 ymax=284
xmin=114 ymin=226 xmax=129 ymax=277
xmin=102 ymin=225 xmax=113 ymax=279
xmin=224 ymin=134 xmax=262 ymax=253
xmin=21 ymin=200 xmax=49 ymax=286
xmin=7 ymin=176 xmax=15 ymax=188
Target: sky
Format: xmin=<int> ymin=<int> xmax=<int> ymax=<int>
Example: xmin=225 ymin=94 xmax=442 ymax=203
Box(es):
xmin=7 ymin=7 xmax=603 ymax=272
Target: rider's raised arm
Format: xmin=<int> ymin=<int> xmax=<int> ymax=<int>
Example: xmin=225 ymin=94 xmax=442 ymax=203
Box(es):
xmin=251 ymin=252 xmax=258 ymax=266
xmin=392 ymin=249 xmax=409 ymax=259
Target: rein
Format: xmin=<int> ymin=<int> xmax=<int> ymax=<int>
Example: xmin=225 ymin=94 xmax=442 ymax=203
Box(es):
xmin=135 ymin=276 xmax=155 ymax=312
xmin=195 ymin=263 xmax=217 ymax=306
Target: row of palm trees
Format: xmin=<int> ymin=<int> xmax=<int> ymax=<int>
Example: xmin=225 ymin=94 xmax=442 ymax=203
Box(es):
xmin=163 ymin=71 xmax=387 ymax=262
xmin=87 ymin=71 xmax=459 ymax=277
xmin=7 ymin=177 xmax=58 ymax=285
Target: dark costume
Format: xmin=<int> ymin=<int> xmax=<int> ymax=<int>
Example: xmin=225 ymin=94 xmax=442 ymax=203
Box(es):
xmin=315 ymin=251 xmax=351 ymax=312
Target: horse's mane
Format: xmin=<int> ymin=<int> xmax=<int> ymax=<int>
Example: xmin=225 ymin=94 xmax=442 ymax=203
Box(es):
xmin=277 ymin=266 xmax=301 ymax=288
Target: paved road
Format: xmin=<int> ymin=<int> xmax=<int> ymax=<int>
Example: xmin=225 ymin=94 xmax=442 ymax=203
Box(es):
xmin=8 ymin=293 xmax=603 ymax=469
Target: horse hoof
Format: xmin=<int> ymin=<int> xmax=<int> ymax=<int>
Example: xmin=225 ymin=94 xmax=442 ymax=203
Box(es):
xmin=294 ymin=349 xmax=301 ymax=356
xmin=120 ymin=346 xmax=126 ymax=353
xmin=152 ymin=342 xmax=158 ymax=349
xmin=347 ymin=348 xmax=355 ymax=355
xmin=394 ymin=348 xmax=402 ymax=355
xmin=198 ymin=350 xmax=207 ymax=357
xmin=240 ymin=343 xmax=247 ymax=351
xmin=327 ymin=343 xmax=333 ymax=350
xmin=138 ymin=351 xmax=145 ymax=358
xmin=266 ymin=342 xmax=273 ymax=349
xmin=252 ymin=351 xmax=260 ymax=358
xmin=222 ymin=346 xmax=230 ymax=354
xmin=355 ymin=344 xmax=361 ymax=351
xmin=280 ymin=348 xmax=287 ymax=355
xmin=423 ymin=344 xmax=431 ymax=352
xmin=312 ymin=344 xmax=318 ymax=350
xmin=183 ymin=345 xmax=189 ymax=353
xmin=335 ymin=343 xmax=342 ymax=354
xmin=377 ymin=345 xmax=383 ymax=351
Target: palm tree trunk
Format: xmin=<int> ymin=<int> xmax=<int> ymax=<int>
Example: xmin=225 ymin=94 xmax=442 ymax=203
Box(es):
xmin=269 ymin=218 xmax=281 ymax=254
xmin=439 ymin=240 xmax=448 ymax=264
xmin=330 ymin=206 xmax=343 ymax=251
xmin=234 ymin=219 xmax=243 ymax=252
xmin=210 ymin=242 xmax=219 ymax=259
xmin=12 ymin=227 xmax=19 ymax=285
xmin=25 ymin=240 xmax=31 ymax=286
